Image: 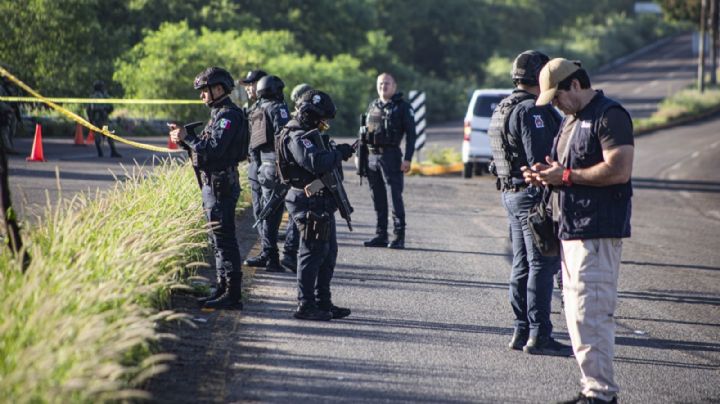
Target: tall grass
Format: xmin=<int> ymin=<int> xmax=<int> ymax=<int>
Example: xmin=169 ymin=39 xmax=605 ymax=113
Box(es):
xmin=635 ymin=87 xmax=720 ymax=131
xmin=0 ymin=159 xmax=235 ymax=402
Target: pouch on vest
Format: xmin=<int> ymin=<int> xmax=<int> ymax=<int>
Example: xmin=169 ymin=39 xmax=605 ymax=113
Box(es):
xmin=527 ymin=187 xmax=559 ymax=256
xmin=366 ymin=103 xmax=394 ymax=145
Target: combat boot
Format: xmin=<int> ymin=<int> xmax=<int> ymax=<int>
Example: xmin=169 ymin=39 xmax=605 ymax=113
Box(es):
xmin=196 ymin=275 xmax=226 ymax=306
xmin=388 ymin=229 xmax=405 ymax=249
xmin=244 ymin=253 xmax=268 ymax=267
xmin=265 ymin=254 xmax=284 ymax=273
xmin=203 ymin=272 xmax=243 ymax=310
xmin=293 ymin=302 xmax=332 ymax=321
xmin=363 ymin=233 xmax=389 ymax=247
xmin=318 ymin=301 xmax=351 ymax=319
xmin=281 ymin=253 xmax=297 ymax=273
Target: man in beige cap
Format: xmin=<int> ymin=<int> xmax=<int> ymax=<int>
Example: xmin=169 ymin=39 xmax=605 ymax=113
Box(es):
xmin=524 ymin=58 xmax=634 ymax=404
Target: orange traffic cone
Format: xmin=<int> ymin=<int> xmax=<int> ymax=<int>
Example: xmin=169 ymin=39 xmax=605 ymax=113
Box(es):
xmin=26 ymin=123 xmax=46 ymax=162
xmin=73 ymin=124 xmax=85 ymax=145
xmin=167 ymin=134 xmax=178 ymax=150
xmin=85 ymin=130 xmax=95 ymax=145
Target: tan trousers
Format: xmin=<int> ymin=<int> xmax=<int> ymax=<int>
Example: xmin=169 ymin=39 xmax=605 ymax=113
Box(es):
xmin=561 ymin=238 xmax=622 ymax=401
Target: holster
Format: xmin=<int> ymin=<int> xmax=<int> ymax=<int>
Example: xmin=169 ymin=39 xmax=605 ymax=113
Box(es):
xmin=302 ymin=211 xmax=331 ymax=241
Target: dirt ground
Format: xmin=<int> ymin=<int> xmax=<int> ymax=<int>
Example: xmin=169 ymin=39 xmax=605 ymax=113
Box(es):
xmin=142 ymin=210 xmax=262 ymax=403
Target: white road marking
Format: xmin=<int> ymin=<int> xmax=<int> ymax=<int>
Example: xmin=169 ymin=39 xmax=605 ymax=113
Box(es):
xmin=691 ymin=151 xmax=700 ymax=158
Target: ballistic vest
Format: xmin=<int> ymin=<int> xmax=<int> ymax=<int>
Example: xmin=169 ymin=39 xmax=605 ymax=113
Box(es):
xmin=488 ymin=91 xmax=535 ymax=178
xmin=365 ymin=95 xmax=406 ymax=146
xmin=555 ymin=91 xmax=633 ymax=240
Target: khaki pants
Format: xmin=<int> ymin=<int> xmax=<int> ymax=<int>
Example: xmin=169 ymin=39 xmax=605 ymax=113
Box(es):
xmin=561 ymin=238 xmax=622 ymax=401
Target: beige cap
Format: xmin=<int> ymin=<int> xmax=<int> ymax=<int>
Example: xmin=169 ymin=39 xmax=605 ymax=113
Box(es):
xmin=536 ymin=58 xmax=581 ymax=106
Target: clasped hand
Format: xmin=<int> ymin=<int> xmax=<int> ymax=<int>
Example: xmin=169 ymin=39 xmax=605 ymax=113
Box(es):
xmin=522 ymin=156 xmax=565 ymax=187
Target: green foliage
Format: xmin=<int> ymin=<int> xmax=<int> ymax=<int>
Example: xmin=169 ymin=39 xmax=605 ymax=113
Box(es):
xmin=634 ymin=87 xmax=720 ymax=131
xmin=422 ymin=146 xmax=462 ymax=165
xmin=0 ymin=160 xmax=249 ymax=402
xmin=482 ymin=55 xmax=514 ymax=90
xmin=658 ymin=0 xmax=701 ymax=24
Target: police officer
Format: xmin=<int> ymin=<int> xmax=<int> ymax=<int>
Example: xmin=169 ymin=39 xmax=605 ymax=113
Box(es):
xmin=0 ymin=76 xmax=20 ymax=155
xmin=86 ymin=80 xmax=121 ymax=158
xmin=168 ymin=67 xmax=246 ymax=310
xmin=362 ymin=73 xmax=416 ymax=249
xmin=488 ymin=50 xmax=571 ymax=356
xmin=245 ymin=74 xmax=294 ymax=272
xmin=240 ymin=70 xmax=267 ymax=259
xmin=276 ymin=90 xmax=355 ymax=321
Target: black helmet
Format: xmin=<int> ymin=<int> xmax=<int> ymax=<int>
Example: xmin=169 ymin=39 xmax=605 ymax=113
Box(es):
xmin=193 ymin=67 xmax=235 ymax=92
xmin=291 ymin=83 xmax=313 ymax=103
xmin=256 ymin=75 xmax=285 ymax=99
xmin=297 ymin=90 xmax=336 ymax=127
xmin=93 ymin=80 xmax=105 ymax=91
xmin=511 ymin=50 xmax=550 ymax=86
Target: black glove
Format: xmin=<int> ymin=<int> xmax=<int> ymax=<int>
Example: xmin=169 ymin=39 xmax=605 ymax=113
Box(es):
xmin=336 ymin=143 xmax=354 ymax=161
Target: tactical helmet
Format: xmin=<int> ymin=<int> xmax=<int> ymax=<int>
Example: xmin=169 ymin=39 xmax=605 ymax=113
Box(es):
xmin=256 ymin=75 xmax=285 ymax=99
xmin=511 ymin=50 xmax=550 ymax=86
xmin=291 ymin=83 xmax=313 ymax=104
xmin=297 ymin=90 xmax=336 ymax=126
xmin=193 ymin=67 xmax=235 ymax=92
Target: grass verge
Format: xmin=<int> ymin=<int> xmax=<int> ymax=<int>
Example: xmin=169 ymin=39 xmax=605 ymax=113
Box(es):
xmin=0 ymin=159 xmax=243 ymax=402
xmin=635 ymin=87 xmax=720 ymax=133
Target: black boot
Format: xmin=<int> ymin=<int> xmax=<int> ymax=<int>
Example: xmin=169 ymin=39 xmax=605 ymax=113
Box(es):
xmin=293 ymin=302 xmax=332 ymax=321
xmin=203 ymin=272 xmax=243 ymax=310
xmin=244 ymin=253 xmax=268 ymax=267
xmin=281 ymin=253 xmax=297 ymax=273
xmin=388 ymin=229 xmax=405 ymax=249
xmin=363 ymin=233 xmax=389 ymax=247
xmin=265 ymin=254 xmax=284 ymax=272
xmin=508 ymin=328 xmax=529 ymax=351
xmin=318 ymin=301 xmax=351 ymax=319
xmin=197 ymin=275 xmax=226 ymax=305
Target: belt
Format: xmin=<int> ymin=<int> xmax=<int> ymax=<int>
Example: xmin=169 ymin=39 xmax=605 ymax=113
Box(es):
xmin=499 ymin=177 xmax=528 ymax=192
xmin=200 ymin=167 xmax=237 ymax=185
xmin=369 ymin=145 xmax=397 ymax=154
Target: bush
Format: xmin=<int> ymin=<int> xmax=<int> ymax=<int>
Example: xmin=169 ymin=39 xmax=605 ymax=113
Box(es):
xmin=0 ymin=160 xmax=246 ymax=402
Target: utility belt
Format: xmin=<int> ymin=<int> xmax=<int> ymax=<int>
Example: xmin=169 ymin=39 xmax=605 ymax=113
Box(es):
xmin=200 ymin=166 xmax=238 ymax=187
xmin=368 ymin=144 xmax=398 ymax=154
xmin=497 ymin=176 xmax=528 ymax=192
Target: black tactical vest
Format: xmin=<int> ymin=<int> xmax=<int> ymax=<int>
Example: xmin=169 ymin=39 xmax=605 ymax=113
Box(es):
xmin=488 ymin=91 xmax=535 ymax=178
xmin=366 ymin=100 xmax=399 ymax=145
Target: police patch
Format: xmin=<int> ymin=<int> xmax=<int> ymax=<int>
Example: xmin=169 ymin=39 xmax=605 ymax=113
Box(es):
xmin=280 ymin=108 xmax=288 ymax=119
xmin=218 ymin=118 xmax=231 ymax=129
xmin=302 ymin=138 xmax=314 ymax=149
xmin=581 ymin=121 xmax=592 ymax=128
xmin=533 ymin=114 xmax=544 ymax=128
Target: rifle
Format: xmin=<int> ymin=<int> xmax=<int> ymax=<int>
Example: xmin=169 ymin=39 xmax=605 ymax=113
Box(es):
xmin=252 ymin=182 xmax=289 ymax=229
xmin=356 ymin=113 xmax=369 ymax=184
xmin=183 ymin=121 xmax=205 ymax=189
xmin=306 ymin=130 xmax=354 ymax=231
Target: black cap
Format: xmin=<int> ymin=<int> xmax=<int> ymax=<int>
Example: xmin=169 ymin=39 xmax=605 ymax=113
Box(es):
xmin=241 ymin=69 xmax=268 ymax=84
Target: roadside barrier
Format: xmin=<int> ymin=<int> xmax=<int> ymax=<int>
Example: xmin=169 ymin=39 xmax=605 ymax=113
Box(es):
xmin=73 ymin=124 xmax=85 ymax=146
xmin=86 ymin=131 xmax=96 ymax=145
xmin=0 ymin=66 xmax=185 ymax=154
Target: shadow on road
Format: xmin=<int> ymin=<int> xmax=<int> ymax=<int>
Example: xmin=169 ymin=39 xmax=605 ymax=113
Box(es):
xmin=632 ymin=177 xmax=720 ymax=194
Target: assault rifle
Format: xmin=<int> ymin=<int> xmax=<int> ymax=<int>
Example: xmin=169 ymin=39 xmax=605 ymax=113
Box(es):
xmin=252 ymin=182 xmax=289 ymax=229
xmin=356 ymin=113 xmax=369 ymax=184
xmin=306 ymin=129 xmax=354 ymax=231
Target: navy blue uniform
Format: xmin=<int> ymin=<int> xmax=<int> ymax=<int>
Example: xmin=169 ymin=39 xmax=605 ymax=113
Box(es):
xmin=278 ymin=121 xmax=345 ymax=306
xmin=182 ymin=97 xmax=245 ymax=281
xmin=492 ymin=90 xmax=562 ymax=343
xmin=365 ymin=93 xmax=416 ymax=236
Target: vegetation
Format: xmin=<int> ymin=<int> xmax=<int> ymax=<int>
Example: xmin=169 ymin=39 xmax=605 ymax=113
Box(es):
xmin=1 ymin=0 xmax=685 ymax=135
xmin=421 ymin=146 xmax=462 ymax=166
xmin=0 ymin=160 xmax=246 ymax=402
xmin=634 ymin=87 xmax=720 ymax=132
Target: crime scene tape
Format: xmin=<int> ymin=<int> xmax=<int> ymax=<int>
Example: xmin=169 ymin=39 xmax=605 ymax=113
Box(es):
xmin=0 ymin=96 xmax=203 ymax=105
xmin=0 ymin=65 xmax=186 ymax=153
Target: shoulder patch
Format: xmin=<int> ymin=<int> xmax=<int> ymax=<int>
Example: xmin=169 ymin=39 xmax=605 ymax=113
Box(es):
xmin=581 ymin=120 xmax=592 ymax=129
xmin=218 ymin=118 xmax=231 ymax=129
xmin=280 ymin=108 xmax=288 ymax=119
xmin=301 ymin=138 xmax=314 ymax=149
xmin=533 ymin=114 xmax=544 ymax=128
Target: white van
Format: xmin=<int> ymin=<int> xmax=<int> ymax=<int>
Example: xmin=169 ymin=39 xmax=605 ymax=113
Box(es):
xmin=462 ymin=89 xmax=512 ymax=178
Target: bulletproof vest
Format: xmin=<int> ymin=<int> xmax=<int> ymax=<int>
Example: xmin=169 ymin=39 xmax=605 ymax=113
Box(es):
xmin=555 ymin=92 xmax=633 ymax=240
xmin=365 ymin=100 xmax=400 ymax=145
xmin=488 ymin=91 xmax=535 ymax=178
xmin=194 ymin=101 xmax=247 ymax=170
xmin=276 ymin=121 xmax=306 ymax=187
xmin=249 ymin=102 xmax=270 ymax=150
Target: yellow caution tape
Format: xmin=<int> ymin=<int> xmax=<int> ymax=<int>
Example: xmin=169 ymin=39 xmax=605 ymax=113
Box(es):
xmin=0 ymin=96 xmax=202 ymax=104
xmin=0 ymin=66 xmax=184 ymax=153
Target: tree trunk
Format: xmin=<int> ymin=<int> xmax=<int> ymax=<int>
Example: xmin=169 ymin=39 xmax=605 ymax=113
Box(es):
xmin=0 ymin=138 xmax=29 ymax=271
xmin=712 ymin=0 xmax=719 ymax=85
